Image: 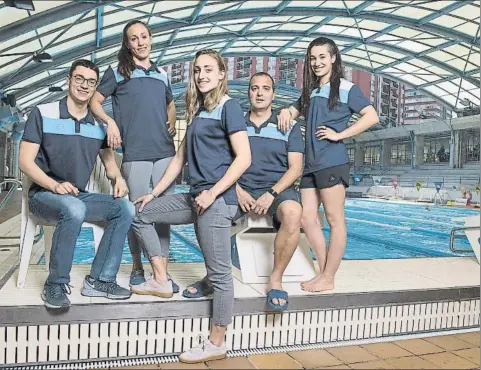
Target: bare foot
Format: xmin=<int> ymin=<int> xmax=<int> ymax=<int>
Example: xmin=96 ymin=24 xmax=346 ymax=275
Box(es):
xmin=302 ymin=275 xmax=334 ymax=292
xmin=268 ymin=280 xmax=286 ymax=306
xmin=301 ymin=274 xmax=321 ymax=287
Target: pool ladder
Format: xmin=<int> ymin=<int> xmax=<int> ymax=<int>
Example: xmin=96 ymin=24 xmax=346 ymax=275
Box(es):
xmin=449 ymin=226 xmax=479 ymax=253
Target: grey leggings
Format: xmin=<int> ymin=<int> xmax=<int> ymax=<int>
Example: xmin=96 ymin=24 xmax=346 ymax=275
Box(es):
xmin=121 ymin=158 xmax=174 ymax=259
xmin=132 ymin=193 xmax=238 ymax=326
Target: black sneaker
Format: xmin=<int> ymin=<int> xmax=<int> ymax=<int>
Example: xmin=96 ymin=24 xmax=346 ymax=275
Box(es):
xmin=41 ymin=282 xmax=71 ymax=309
xmin=129 ymin=268 xmax=146 ymax=286
xmin=81 ymin=275 xmax=131 ymax=300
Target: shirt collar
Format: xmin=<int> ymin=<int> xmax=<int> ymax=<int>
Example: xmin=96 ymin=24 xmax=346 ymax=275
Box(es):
xmin=59 ymin=96 xmax=95 ymax=124
xmin=245 ymin=110 xmax=277 ymax=130
xmin=134 ymin=60 xmax=160 ymax=73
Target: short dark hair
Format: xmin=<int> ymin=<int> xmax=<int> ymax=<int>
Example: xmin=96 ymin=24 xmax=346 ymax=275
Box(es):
xmin=249 ymin=72 xmax=275 ymax=91
xmin=69 ymin=59 xmax=100 ymax=80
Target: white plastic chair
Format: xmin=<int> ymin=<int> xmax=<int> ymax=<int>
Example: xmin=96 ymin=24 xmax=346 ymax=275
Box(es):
xmin=17 ymin=156 xmax=114 ymax=288
xmin=230 ymin=213 xmax=318 ymax=284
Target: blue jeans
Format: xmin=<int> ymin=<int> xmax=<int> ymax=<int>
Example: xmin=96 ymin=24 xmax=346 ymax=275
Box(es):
xmin=29 ymin=189 xmax=135 ymax=284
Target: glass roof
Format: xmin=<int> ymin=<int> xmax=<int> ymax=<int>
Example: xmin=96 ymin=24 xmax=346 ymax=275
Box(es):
xmin=0 ymin=0 xmax=479 ymax=113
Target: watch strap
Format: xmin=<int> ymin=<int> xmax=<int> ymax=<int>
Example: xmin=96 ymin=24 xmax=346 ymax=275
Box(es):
xmin=267 ymin=188 xmax=279 ymax=198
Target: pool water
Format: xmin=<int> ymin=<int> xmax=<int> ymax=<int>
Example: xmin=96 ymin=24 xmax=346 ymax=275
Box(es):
xmin=39 ymin=186 xmax=479 ymax=264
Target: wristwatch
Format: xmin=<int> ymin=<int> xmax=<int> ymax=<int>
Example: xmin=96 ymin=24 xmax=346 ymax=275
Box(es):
xmin=267 ymin=188 xmax=279 ymax=198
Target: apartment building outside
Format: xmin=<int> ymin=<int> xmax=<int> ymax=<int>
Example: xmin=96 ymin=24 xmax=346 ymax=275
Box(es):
xmin=164 ymin=58 xmax=452 ymax=130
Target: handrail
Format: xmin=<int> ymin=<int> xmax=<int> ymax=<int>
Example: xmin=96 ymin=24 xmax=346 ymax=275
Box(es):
xmin=450 ymin=226 xmax=479 ymax=253
xmin=0 ymin=178 xmax=44 ymax=244
xmin=0 ymin=178 xmax=22 ymax=212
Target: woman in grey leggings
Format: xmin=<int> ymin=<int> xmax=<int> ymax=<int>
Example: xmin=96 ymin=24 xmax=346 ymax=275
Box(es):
xmin=132 ymin=49 xmax=251 ymax=364
xmin=90 ymin=20 xmax=178 ymax=292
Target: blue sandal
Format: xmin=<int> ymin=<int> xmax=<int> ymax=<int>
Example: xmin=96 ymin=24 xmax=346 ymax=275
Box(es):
xmin=182 ymin=279 xmax=214 ymax=298
xmin=267 ymin=289 xmax=288 ymax=311
xmin=167 ymin=274 xmax=179 ymax=294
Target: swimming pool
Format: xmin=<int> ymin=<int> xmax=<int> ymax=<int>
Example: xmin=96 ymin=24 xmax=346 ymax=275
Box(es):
xmin=39 ymin=186 xmax=479 ymax=264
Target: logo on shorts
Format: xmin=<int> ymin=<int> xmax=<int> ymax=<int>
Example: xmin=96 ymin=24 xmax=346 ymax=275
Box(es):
xmin=329 ymin=175 xmax=336 ymax=182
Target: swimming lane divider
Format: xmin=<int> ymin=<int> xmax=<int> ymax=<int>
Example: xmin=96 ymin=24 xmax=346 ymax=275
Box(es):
xmin=346 ymin=231 xmax=450 ymax=257
xmin=345 ymin=209 xmax=454 ymax=227
xmin=170 ymin=229 xmax=204 ymax=259
xmin=345 ymin=217 xmax=411 ymax=230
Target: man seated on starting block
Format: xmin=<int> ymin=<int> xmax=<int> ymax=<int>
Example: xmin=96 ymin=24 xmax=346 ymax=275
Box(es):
xmin=182 ymin=72 xmax=304 ymax=311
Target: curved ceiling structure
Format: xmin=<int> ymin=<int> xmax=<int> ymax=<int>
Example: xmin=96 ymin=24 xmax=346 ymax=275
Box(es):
xmin=0 ymin=0 xmax=479 ymax=114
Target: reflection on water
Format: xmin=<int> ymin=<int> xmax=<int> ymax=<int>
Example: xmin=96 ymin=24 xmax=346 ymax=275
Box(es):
xmin=39 ymin=186 xmax=478 ymax=264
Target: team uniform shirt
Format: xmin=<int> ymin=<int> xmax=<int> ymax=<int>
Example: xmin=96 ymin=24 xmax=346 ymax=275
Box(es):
xmin=294 ymin=79 xmax=371 ymax=174
xmin=187 ymin=95 xmax=246 ymax=205
xmin=21 ymin=96 xmax=108 ymax=192
xmin=239 ymin=112 xmax=304 ymax=192
xmin=97 ymin=63 xmax=175 ymax=162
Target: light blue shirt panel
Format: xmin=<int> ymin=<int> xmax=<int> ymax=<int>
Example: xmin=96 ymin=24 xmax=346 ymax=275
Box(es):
xmin=113 ymin=67 xmax=169 ymax=85
xmin=246 ymin=125 xmax=290 ymax=143
xmin=42 ymin=117 xmax=106 ymax=141
xmin=197 ymin=97 xmax=232 ymax=121
xmin=310 ymin=86 xmax=350 ymax=104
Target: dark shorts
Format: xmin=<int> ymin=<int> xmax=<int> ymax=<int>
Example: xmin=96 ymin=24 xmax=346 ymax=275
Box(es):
xmin=300 ymin=163 xmax=350 ymax=190
xmin=234 ymin=187 xmax=301 ymax=230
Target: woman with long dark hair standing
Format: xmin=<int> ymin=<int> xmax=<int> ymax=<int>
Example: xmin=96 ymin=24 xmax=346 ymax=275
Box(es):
xmin=90 ymin=20 xmax=178 ymax=297
xmin=278 ymin=37 xmax=379 ymax=292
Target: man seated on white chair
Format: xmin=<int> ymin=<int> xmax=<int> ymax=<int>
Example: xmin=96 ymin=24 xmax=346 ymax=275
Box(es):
xmin=19 ymin=59 xmax=135 ymax=310
xmin=183 ymin=72 xmax=304 ymax=311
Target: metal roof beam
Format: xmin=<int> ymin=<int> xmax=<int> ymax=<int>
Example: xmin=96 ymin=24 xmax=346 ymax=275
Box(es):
xmin=351 ymin=0 xmax=376 ymax=14
xmin=305 ymin=16 xmax=335 ymax=36
xmin=7 ymin=29 xmax=478 ymax=92
xmin=14 ymin=51 xmax=454 ymax=111
xmin=275 ymin=1 xmax=291 ymax=14
xmin=156 ymin=29 xmax=179 ymax=65
xmin=340 ymin=15 xmax=400 ymax=55
xmin=417 ymin=1 xmax=471 ymax=25
xmin=374 ymin=40 xmax=457 ymax=73
xmin=19 ymin=51 xmax=454 ymax=112
xmin=240 ymin=17 xmax=260 ymax=36
xmin=2 ymin=9 xmax=92 ymax=86
xmin=92 ymin=6 xmax=104 ymax=62
xmin=0 ymin=1 xmax=103 ymax=44
xmin=275 ymin=37 xmax=302 ymax=55
xmin=96 ymin=6 xmax=104 ymax=48
xmin=190 ymin=0 xmax=207 ymax=24
xmin=219 ymin=39 xmax=237 ymax=55
xmin=2 ymin=6 xmax=475 ymax=49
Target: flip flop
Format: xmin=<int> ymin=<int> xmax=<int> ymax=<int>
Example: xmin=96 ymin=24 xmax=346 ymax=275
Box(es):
xmin=266 ymin=289 xmax=288 ymax=311
xmin=182 ymin=279 xmax=214 ymax=298
xmin=167 ymin=274 xmax=179 ymax=294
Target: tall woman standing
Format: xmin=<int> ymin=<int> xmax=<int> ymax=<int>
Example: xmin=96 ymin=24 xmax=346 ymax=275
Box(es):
xmin=278 ymin=37 xmax=379 ymax=292
xmin=90 ymin=20 xmax=178 ymax=295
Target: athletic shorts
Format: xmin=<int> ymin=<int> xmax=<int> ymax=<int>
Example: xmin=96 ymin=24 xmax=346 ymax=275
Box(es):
xmin=300 ymin=163 xmax=350 ymax=190
xmin=234 ymin=187 xmax=301 ymax=230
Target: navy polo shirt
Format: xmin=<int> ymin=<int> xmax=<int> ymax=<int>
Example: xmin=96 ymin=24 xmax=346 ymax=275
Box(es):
xmin=187 ymin=96 xmax=246 ymax=205
xmin=294 ymin=79 xmax=371 ymax=174
xmin=97 ymin=62 xmax=175 ymax=162
xmin=239 ymin=112 xmax=304 ymax=192
xmin=21 ymin=97 xmax=108 ymax=192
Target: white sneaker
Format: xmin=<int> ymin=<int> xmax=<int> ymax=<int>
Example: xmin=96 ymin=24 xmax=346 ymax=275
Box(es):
xmin=130 ymin=276 xmax=173 ymax=298
xmin=179 ymin=335 xmax=227 ymax=364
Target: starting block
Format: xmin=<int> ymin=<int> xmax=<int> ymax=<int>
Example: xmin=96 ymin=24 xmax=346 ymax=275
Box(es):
xmin=230 ymin=213 xmax=321 ymax=284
